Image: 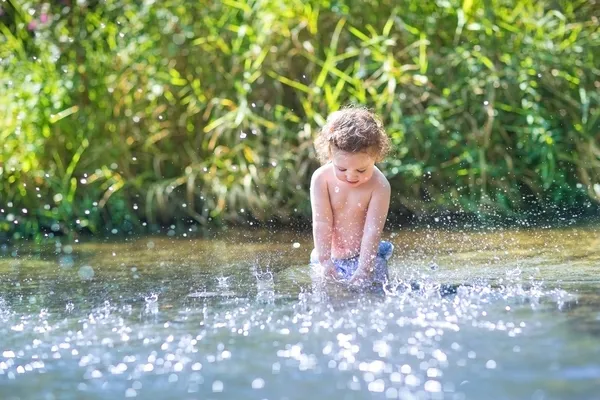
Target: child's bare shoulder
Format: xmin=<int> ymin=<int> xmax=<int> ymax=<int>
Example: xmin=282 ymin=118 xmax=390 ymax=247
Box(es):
xmin=368 ymin=167 xmax=391 ymax=198
xmin=310 ymin=163 xmax=333 ymax=185
xmin=372 ymin=167 xmax=390 ymax=187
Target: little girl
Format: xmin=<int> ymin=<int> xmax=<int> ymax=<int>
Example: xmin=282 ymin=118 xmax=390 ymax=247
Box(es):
xmin=310 ymin=106 xmax=393 ymax=286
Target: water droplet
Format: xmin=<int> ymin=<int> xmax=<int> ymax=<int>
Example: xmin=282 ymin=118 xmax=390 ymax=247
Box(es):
xmin=212 ymin=381 xmax=224 ymax=392
xmin=59 ymin=255 xmax=74 ymax=268
xmin=216 ymin=276 xmax=230 ymax=288
xmin=252 ymin=378 xmax=265 ymax=389
xmin=335 ymin=186 xmax=340 ymax=193
xmin=78 ymin=265 xmax=95 ymax=280
xmin=424 ymin=380 xmax=442 ymax=392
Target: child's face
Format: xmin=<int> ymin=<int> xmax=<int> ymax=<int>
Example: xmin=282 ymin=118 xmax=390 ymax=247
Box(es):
xmin=331 ymin=148 xmax=376 ymax=187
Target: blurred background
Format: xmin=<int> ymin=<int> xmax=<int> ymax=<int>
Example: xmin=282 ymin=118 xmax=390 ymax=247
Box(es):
xmin=1 ymin=0 xmax=599 ymax=241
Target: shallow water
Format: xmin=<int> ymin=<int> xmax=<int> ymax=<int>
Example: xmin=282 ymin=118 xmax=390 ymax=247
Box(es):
xmin=1 ymin=226 xmax=599 ymax=400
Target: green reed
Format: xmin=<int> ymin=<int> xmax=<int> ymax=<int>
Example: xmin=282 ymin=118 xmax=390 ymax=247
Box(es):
xmin=1 ymin=0 xmax=598 ymax=240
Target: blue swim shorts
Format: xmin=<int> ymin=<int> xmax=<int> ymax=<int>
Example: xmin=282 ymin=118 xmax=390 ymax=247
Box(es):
xmin=310 ymin=241 xmax=394 ymax=282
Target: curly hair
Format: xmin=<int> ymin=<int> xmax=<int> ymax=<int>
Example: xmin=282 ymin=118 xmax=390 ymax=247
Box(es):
xmin=314 ymin=106 xmax=390 ymax=164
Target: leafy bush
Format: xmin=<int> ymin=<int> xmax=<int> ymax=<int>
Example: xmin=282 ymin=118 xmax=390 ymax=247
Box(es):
xmin=1 ymin=0 xmax=598 ymax=240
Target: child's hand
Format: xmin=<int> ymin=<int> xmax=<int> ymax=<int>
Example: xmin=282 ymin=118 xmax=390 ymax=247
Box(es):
xmin=323 ymin=263 xmax=340 ymax=281
xmin=349 ymin=269 xmax=371 ymax=287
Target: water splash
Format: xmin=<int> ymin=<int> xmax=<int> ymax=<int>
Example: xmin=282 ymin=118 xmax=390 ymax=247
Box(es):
xmin=215 ymin=276 xmax=230 ymax=290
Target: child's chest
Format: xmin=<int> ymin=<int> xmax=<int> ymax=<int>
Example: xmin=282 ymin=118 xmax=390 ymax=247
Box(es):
xmin=328 ymin=184 xmax=372 ymax=215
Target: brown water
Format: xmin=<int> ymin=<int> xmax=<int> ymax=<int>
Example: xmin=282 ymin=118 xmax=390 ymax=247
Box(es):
xmin=0 ymin=226 xmax=599 ymax=399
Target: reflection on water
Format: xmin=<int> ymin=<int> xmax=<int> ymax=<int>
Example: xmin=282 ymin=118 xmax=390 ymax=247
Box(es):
xmin=0 ymin=226 xmax=599 ymax=399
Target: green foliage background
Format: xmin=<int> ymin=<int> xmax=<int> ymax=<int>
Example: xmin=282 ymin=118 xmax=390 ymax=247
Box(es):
xmin=1 ymin=0 xmax=599 ymax=240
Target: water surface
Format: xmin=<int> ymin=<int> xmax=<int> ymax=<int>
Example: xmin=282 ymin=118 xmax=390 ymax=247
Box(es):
xmin=1 ymin=226 xmax=599 ymax=399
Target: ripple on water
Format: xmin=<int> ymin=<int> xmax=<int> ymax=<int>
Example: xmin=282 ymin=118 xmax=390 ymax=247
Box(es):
xmin=0 ymin=268 xmax=597 ymax=400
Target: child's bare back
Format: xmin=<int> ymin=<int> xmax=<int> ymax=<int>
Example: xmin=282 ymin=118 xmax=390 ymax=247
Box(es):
xmin=310 ymin=106 xmax=393 ymax=286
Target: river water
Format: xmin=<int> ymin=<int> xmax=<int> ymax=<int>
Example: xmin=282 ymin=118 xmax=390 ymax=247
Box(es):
xmin=0 ymin=225 xmax=599 ymax=399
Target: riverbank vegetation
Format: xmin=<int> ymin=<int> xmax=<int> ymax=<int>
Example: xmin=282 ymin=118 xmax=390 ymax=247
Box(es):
xmin=1 ymin=0 xmax=599 ymax=241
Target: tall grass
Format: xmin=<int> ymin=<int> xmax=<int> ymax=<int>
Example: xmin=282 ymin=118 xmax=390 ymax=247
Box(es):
xmin=1 ymin=0 xmax=598 ymax=240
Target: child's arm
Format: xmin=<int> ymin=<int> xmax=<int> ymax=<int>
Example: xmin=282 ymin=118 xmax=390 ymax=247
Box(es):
xmin=310 ymin=168 xmax=336 ymax=276
xmin=350 ymin=178 xmax=391 ymax=284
